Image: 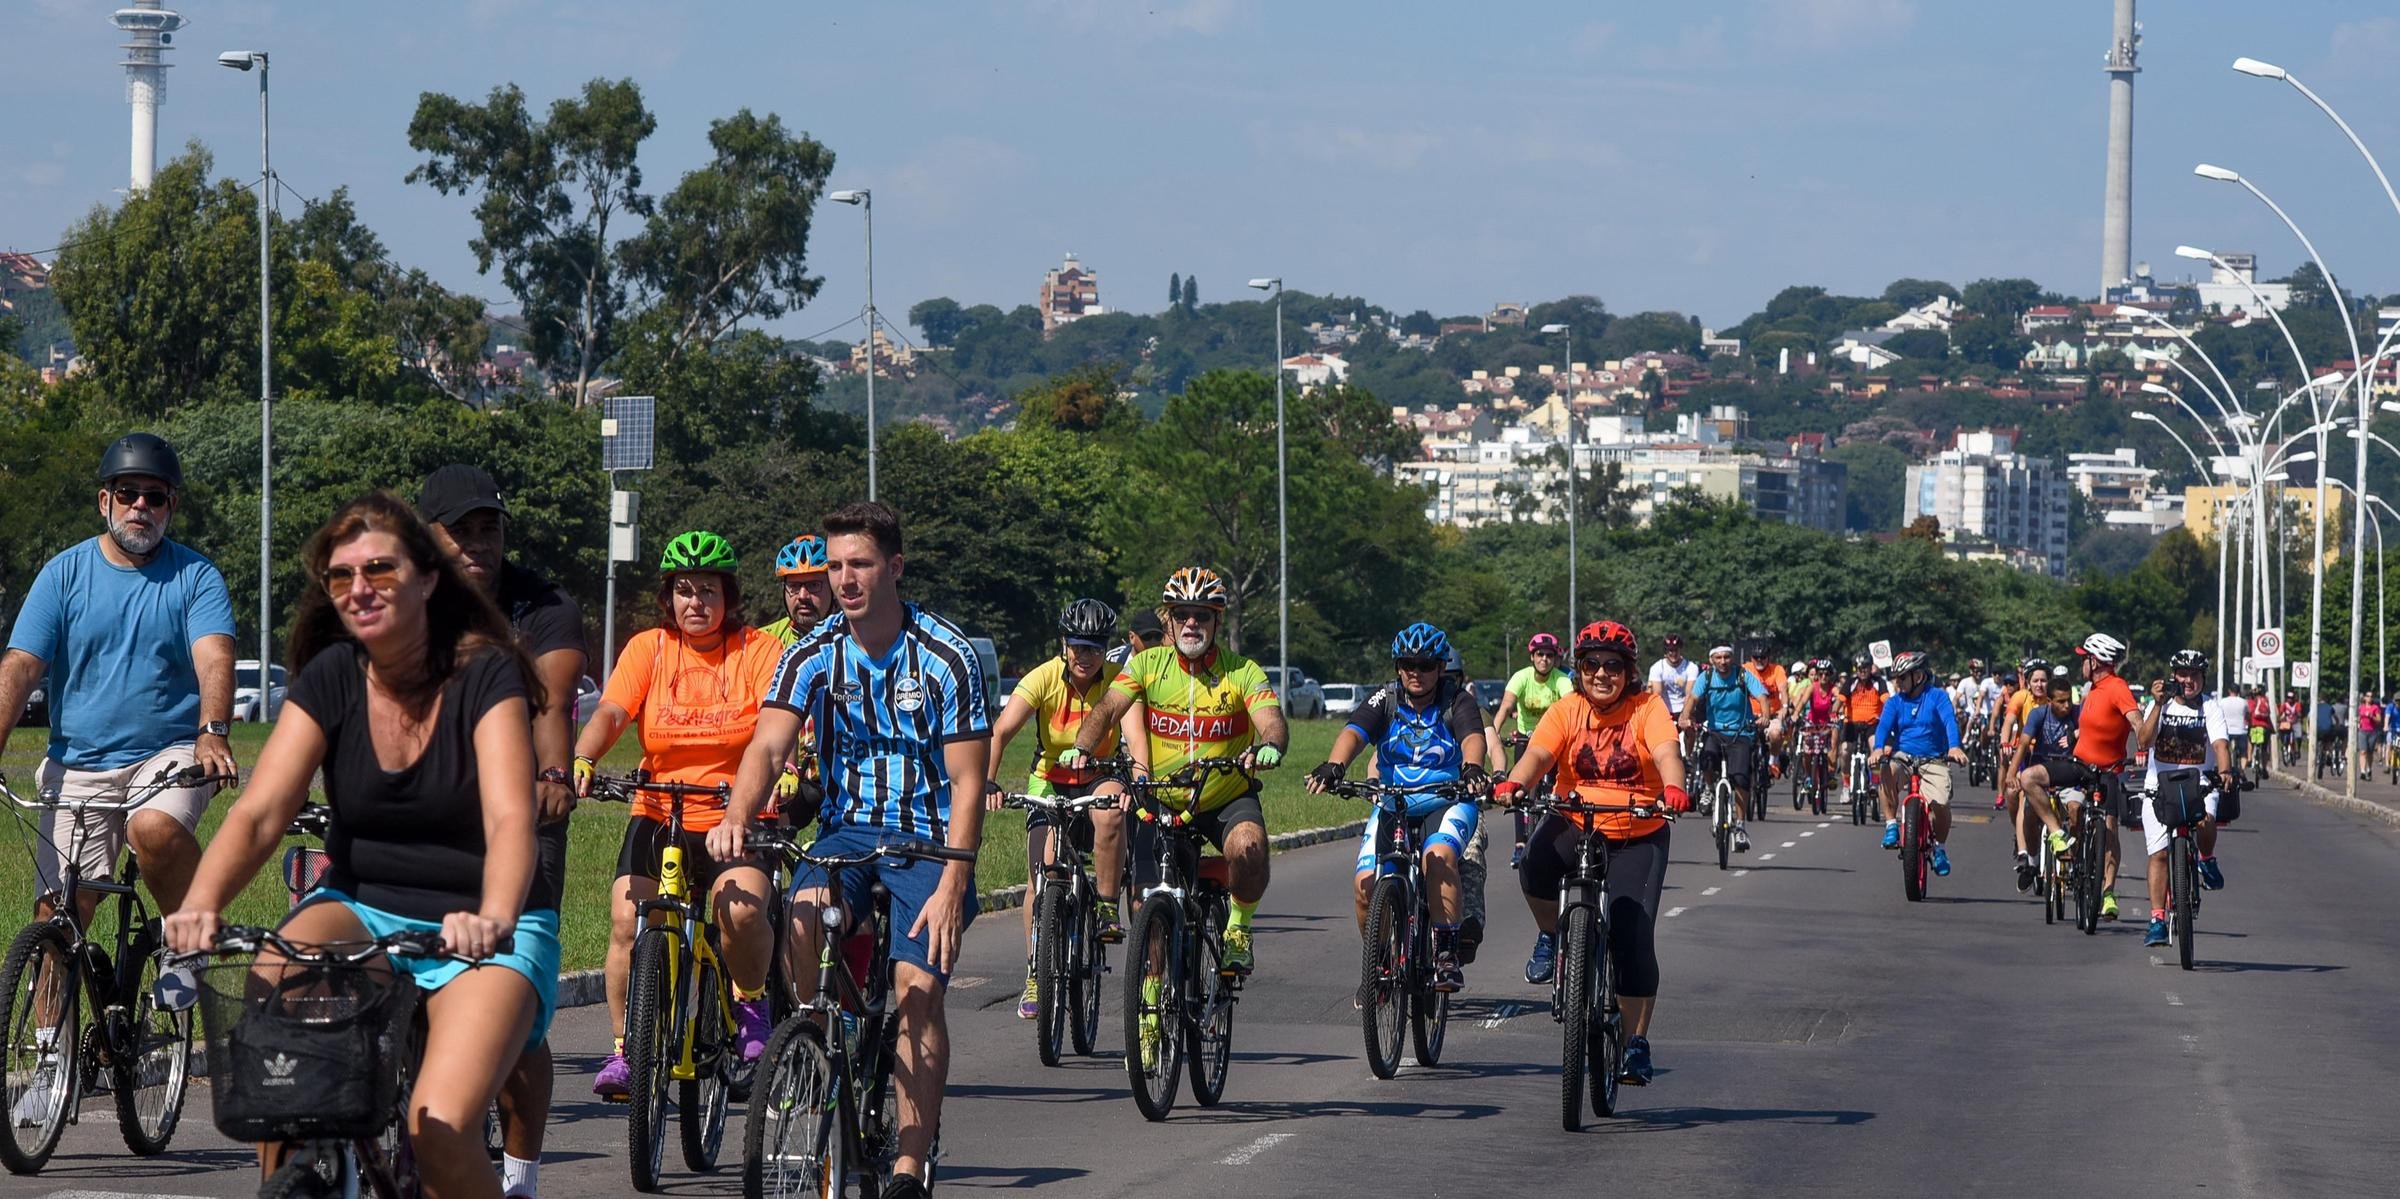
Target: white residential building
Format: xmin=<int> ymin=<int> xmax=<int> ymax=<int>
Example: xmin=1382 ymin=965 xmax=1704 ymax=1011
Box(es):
xmin=2064 ymin=447 xmax=2156 ymax=516
xmin=1281 ymin=352 xmax=1348 ymax=388
xmin=1904 ymin=429 xmax=2073 ymax=576
xmin=2193 ymin=252 xmax=2294 ymax=317
xmin=1884 ymin=295 xmax=1960 ymax=332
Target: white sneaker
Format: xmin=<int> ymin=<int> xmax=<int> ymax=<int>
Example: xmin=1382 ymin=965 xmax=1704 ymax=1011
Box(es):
xmin=12 ymin=1057 xmax=58 ymax=1129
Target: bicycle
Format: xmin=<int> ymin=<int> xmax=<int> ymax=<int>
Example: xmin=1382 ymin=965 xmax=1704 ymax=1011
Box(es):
xmin=1513 ymin=792 xmax=1672 ymax=1130
xmin=1688 ymin=733 xmax=1736 ymax=871
xmin=2062 ymin=779 xmax=2111 ymax=935
xmin=998 ymin=772 xmax=1130 ymax=1067
xmin=1794 ymin=725 xmax=1833 ymax=818
xmin=0 ymin=764 xmax=213 ymax=1173
xmin=1846 ymin=743 xmax=1875 ymax=827
xmin=739 ymin=826 xmax=974 ymax=1199
xmin=1884 ymin=753 xmax=1935 ymax=902
xmin=2030 ymin=785 xmax=2069 ymax=926
xmin=587 ymin=771 xmax=746 ymax=1192
xmin=1119 ymin=758 xmax=1250 ymax=1121
xmin=182 ymin=924 xmax=496 ymax=1199
xmin=2145 ymin=774 xmax=2214 ymax=971
xmin=1322 ymin=777 xmax=1482 ymax=1079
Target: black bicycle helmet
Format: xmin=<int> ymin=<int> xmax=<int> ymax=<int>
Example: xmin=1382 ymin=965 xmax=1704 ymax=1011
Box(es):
xmin=96 ymin=433 xmax=183 ymax=488
xmin=1058 ymin=598 xmax=1119 ymax=642
xmin=2169 ymin=649 xmax=2208 ymax=672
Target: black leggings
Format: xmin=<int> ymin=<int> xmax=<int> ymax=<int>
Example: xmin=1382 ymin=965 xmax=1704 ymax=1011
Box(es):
xmin=1519 ymin=817 xmax=1670 ymax=998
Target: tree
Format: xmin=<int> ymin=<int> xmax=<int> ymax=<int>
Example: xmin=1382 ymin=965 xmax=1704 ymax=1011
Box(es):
xmin=1883 ymin=329 xmax=1950 ymax=361
xmin=908 ymin=298 xmax=966 ymax=347
xmin=1169 ymin=272 xmax=1181 ymax=310
xmin=1399 ymin=310 xmax=1439 ymax=337
xmin=1181 ymin=275 xmax=1197 ymax=310
xmin=2281 ymin=260 xmax=2337 ymax=310
xmin=1825 ymin=441 xmax=1908 ymax=531
xmin=621 ymin=109 xmax=835 ymax=359
xmin=1595 ymin=311 xmax=1700 ymax=358
xmin=1950 ymin=313 xmax=2030 ymax=370
xmin=1883 ymin=278 xmax=1959 ymax=310
xmin=1961 ymin=277 xmax=2043 ymax=321
xmin=1017 ymin=364 xmax=1133 ymax=433
xmin=1902 ymin=514 xmax=1942 ymax=544
xmin=407 ymin=78 xmax=657 ymax=404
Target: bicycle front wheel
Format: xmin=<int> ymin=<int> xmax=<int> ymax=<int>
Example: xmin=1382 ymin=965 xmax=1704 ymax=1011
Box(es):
xmin=1900 ymin=799 xmax=1925 ymax=902
xmin=1188 ymin=900 xmax=1234 ymax=1108
xmin=260 ymin=1152 xmax=344 ymax=1199
xmin=1033 ymin=882 xmax=1069 ymax=1068
xmin=113 ymin=920 xmax=190 ymax=1156
xmin=1122 ymin=895 xmax=1183 ymax=1121
xmin=741 ymin=1019 xmax=843 ymax=1199
xmin=1407 ymin=895 xmax=1448 ymax=1070
xmin=0 ymin=922 xmax=78 ymax=1174
xmin=2171 ymin=835 xmax=2197 ymax=971
xmin=625 ymin=928 xmax=679 ymax=1192
xmin=1589 ymin=918 xmax=1622 ymax=1118
xmin=1359 ymin=876 xmax=1407 ymax=1079
xmin=1713 ymin=782 xmax=1733 ymax=871
xmin=1556 ymin=904 xmax=1596 ymax=1132
xmin=1070 ymin=880 xmax=1104 ymax=1058
xmin=680 ymin=949 xmax=731 ymax=1173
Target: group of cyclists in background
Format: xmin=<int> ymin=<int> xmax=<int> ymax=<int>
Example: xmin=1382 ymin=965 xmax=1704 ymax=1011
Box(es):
xmin=0 ymin=429 xmax=2268 ymax=1197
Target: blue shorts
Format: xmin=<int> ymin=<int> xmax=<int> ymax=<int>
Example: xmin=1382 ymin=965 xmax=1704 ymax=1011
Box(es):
xmin=1355 ymin=794 xmax=1479 ymax=875
xmin=295 ymin=890 xmax=561 ymax=1052
xmin=788 ymin=825 xmax=977 ymax=987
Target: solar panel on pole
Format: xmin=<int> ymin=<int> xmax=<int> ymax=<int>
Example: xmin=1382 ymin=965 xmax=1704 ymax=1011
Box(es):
xmin=601 ymin=396 xmax=656 ymax=472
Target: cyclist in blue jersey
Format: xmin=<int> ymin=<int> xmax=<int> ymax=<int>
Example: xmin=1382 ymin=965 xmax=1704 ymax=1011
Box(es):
xmin=1681 ymin=645 xmax=1763 ymax=853
xmin=714 ymin=501 xmax=989 ymax=1199
xmin=1868 ymin=650 xmax=1968 ymax=874
xmin=1306 ymin=622 xmax=1488 ymax=992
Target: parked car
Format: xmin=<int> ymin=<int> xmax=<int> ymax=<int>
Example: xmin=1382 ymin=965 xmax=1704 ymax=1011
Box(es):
xmin=572 ymin=674 xmax=600 ymax=724
xmin=234 ymin=660 xmax=288 ymax=722
xmin=968 ymin=636 xmax=1002 ymax=708
xmin=1320 ymin=682 xmax=1367 ymax=718
xmin=998 ymin=675 xmax=1022 ymax=701
xmin=1471 ymin=678 xmax=1507 ymax=717
xmin=1262 ymin=667 xmax=1325 ymax=719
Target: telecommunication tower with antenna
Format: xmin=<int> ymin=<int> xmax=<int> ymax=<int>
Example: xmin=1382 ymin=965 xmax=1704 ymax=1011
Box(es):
xmin=113 ymin=0 xmax=185 ymax=191
xmin=2099 ymin=0 xmax=2140 ymax=292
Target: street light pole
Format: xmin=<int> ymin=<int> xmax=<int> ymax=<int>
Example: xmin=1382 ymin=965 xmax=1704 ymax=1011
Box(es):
xmin=1248 ymin=278 xmax=1288 ymax=696
xmin=219 ymin=49 xmax=272 ymax=688
xmin=830 ymin=189 xmax=876 ymax=499
xmin=1540 ymin=323 xmax=1575 ymax=629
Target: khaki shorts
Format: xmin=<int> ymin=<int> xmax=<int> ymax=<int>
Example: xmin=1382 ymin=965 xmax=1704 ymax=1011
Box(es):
xmin=1909 ymin=758 xmax=1956 ymax=807
xmin=33 ymin=743 xmax=216 ymax=898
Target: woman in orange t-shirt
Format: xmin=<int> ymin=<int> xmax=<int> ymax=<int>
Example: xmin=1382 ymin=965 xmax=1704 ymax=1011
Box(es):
xmin=571 ymin=530 xmax=786 ymax=1098
xmin=1492 ymin=619 xmax=1687 ymax=1086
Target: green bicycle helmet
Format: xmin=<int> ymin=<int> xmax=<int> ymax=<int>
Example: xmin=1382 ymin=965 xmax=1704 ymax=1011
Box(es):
xmin=660 ymin=530 xmax=738 ymax=574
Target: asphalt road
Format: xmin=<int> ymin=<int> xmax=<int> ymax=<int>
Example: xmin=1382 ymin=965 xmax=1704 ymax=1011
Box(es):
xmin=9 ymin=776 xmax=2397 ymax=1198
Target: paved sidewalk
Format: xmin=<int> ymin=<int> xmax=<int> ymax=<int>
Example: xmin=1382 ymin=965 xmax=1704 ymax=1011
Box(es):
xmin=2267 ymin=762 xmax=2400 ymax=827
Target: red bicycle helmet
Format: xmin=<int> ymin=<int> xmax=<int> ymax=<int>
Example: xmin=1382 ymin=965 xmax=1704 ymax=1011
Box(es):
xmin=1574 ymin=620 xmax=1639 ymax=661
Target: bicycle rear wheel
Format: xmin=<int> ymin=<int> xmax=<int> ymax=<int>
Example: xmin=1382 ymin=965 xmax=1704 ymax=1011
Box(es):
xmin=1900 ymin=799 xmax=1925 ymax=902
xmin=1407 ymin=894 xmax=1447 ymax=1069
xmin=2171 ymin=835 xmax=2197 ymax=971
xmin=2075 ymin=822 xmax=2101 ymax=935
xmin=1359 ymin=877 xmax=1406 ymax=1079
xmin=625 ymin=928 xmax=678 ymax=1192
xmin=1556 ymin=904 xmax=1596 ymax=1132
xmin=113 ymin=921 xmax=190 ymax=1156
xmin=680 ymin=951 xmax=730 ymax=1173
xmin=1713 ymin=782 xmax=1733 ymax=871
xmin=1070 ymin=880 xmax=1104 ymax=1058
xmin=0 ymin=923 xmax=77 ymax=1175
xmin=741 ymin=1018 xmax=842 ymax=1199
xmin=1032 ymin=884 xmax=1069 ymax=1068
xmin=1188 ymin=900 xmax=1234 ymax=1107
xmin=1122 ymin=896 xmax=1182 ymax=1121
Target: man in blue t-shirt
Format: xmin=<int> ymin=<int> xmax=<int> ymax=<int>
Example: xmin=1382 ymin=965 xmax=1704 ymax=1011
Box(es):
xmin=0 ymin=434 xmax=236 ymax=924
xmin=1682 ymin=644 xmax=1765 ymax=853
xmin=1870 ymin=650 xmax=1969 ymax=872
xmin=714 ymin=500 xmax=987 ymax=1196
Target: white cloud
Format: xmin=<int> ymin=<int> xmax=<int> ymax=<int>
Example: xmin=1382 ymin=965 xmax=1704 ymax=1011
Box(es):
xmin=23 ymin=163 xmax=67 ymax=188
xmin=1754 ymin=0 xmax=1916 ymax=51
xmin=882 ymin=136 xmax=1034 ymax=225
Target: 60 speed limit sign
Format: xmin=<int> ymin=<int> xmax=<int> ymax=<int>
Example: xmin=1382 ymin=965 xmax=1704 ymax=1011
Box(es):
xmin=2253 ymin=627 xmax=2285 ymax=668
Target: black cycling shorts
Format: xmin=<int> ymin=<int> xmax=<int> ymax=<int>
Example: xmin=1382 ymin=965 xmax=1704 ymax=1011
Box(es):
xmin=2037 ymin=759 xmax=2131 ymax=822
xmin=614 ymin=814 xmax=774 ymax=892
xmin=1699 ymin=731 xmax=1758 ymax=793
xmin=1517 ymin=816 xmax=1669 ymax=999
xmin=1129 ymin=789 xmax=1264 ymax=890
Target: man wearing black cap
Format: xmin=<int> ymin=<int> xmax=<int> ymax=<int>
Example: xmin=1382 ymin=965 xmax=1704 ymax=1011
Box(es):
xmin=419 ymin=464 xmax=586 ymax=1199
xmin=1108 ymin=607 xmax=1165 ymax=668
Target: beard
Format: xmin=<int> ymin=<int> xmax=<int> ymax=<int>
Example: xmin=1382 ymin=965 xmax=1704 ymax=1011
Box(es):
xmin=1175 ymin=628 xmax=1212 ymax=656
xmin=108 ymin=511 xmax=166 ymax=557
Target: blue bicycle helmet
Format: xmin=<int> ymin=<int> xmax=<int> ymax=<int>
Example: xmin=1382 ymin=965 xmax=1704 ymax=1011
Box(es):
xmin=774 ymin=535 xmax=828 ymax=578
xmin=1390 ymin=621 xmax=1451 ymax=662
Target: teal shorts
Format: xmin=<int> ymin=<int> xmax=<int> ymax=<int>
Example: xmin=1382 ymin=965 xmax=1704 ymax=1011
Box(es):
xmin=296 ymin=889 xmax=561 ymax=1051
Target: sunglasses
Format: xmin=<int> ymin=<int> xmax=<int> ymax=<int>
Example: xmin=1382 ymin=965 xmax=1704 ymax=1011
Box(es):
xmin=1576 ymin=655 xmax=1632 ymax=675
xmin=321 ymin=557 xmax=403 ymax=596
xmin=109 ymin=486 xmax=172 ymax=509
xmin=1169 ymin=607 xmax=1217 ymax=625
xmin=1396 ymin=657 xmax=1442 ymax=673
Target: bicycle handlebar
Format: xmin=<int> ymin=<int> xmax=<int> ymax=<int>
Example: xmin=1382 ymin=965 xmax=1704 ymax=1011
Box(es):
xmin=744 ymin=824 xmax=976 ymax=868
xmin=174 ymin=924 xmax=509 ymax=969
xmin=0 ymin=763 xmax=229 ymax=814
xmin=1001 ymin=791 xmax=1122 ymax=815
xmin=1320 ymin=778 xmax=1486 ymax=806
xmin=1518 ymin=794 xmax=1677 ymax=822
xmin=284 ymin=803 xmax=331 ymax=840
xmin=586 ymin=771 xmax=732 ymax=805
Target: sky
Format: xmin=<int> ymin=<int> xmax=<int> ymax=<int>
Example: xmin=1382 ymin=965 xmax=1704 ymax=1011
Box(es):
xmin=9 ymin=1 xmax=2400 ymax=339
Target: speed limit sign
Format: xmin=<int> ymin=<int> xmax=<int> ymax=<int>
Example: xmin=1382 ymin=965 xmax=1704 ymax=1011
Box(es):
xmin=2253 ymin=627 xmax=2285 ymax=669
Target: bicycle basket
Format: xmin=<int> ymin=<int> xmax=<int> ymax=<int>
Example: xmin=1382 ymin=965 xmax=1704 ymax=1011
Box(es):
xmin=195 ymin=954 xmax=417 ymax=1141
xmin=2149 ymin=771 xmax=2210 ymax=831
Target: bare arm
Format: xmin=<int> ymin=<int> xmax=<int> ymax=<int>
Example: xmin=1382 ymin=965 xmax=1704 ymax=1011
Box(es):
xmin=1251 ymin=703 xmax=1290 ymax=755
xmin=572 ymin=700 xmax=634 ymax=777
xmin=1651 ymin=738 xmax=1687 ymax=793
xmin=0 ymin=650 xmax=44 ymax=754
xmin=161 ymin=707 xmax=330 ymax=953
xmin=987 ymin=695 xmax=1034 ymax=779
xmin=911 ymin=734 xmax=991 ymax=973
xmin=714 ymin=705 xmax=806 ymax=858
xmin=531 ymin=647 xmax=584 ymax=822
xmin=1072 ymin=689 xmax=1137 ymax=756
xmin=191 ymin=632 xmax=235 ymax=728
xmin=467 ymin=696 xmax=538 ymax=942
xmin=1306 ymin=726 xmax=1369 ymax=792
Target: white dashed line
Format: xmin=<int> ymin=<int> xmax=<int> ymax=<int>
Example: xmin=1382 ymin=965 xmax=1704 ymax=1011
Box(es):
xmin=1816 ymin=822 xmax=1832 ymax=829
xmin=1733 ymin=869 xmax=1750 ymax=877
xmin=1482 ymin=1002 xmax=1524 ymax=1029
xmin=1800 ymin=830 xmax=1816 ymax=837
xmin=951 ymin=977 xmax=988 ymax=989
xmin=2165 ymin=992 xmax=2184 ymax=1006
xmin=1664 ymin=906 xmax=1688 ymax=918
xmin=1759 ymin=853 xmax=1776 ymax=860
xmin=1702 ymin=886 xmax=1721 ymax=896
xmin=1222 ymin=1132 xmax=1294 ymax=1165
xmin=1780 ymin=841 xmax=1797 ymax=848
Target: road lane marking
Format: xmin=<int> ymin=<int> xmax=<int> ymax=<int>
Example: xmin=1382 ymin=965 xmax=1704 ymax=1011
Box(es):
xmin=952 ymin=977 xmax=988 ymax=989
xmin=1664 ymin=906 xmax=1687 ymax=918
xmin=1759 ymin=853 xmax=1776 ymax=860
xmin=1733 ymin=869 xmax=1750 ymax=877
xmin=1816 ymin=822 xmax=1832 ymax=828
xmin=1780 ymin=841 xmax=1797 ymax=848
xmin=1482 ymin=1002 xmax=1523 ymax=1029
xmin=1800 ymin=830 xmax=1816 ymax=837
xmin=1221 ymin=1132 xmax=1294 ymax=1165
xmin=1702 ymin=886 xmax=1721 ymax=896
xmin=2165 ymin=992 xmax=2184 ymax=1006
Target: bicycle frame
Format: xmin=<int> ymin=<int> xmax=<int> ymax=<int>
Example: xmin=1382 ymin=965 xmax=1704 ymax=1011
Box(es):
xmin=594 ymin=775 xmax=740 ymax=1090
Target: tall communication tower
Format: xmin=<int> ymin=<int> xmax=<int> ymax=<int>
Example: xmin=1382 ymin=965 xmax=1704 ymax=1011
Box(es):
xmin=113 ymin=1 xmax=185 ymax=191
xmin=2099 ymin=0 xmax=2140 ymax=292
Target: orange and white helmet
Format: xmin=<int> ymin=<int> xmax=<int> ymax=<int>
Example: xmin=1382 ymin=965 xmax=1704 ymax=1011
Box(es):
xmin=1161 ymin=566 xmax=1230 ymax=611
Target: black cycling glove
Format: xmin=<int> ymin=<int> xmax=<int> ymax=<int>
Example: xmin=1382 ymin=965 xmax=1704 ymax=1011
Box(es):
xmin=1308 ymin=761 xmax=1347 ymax=789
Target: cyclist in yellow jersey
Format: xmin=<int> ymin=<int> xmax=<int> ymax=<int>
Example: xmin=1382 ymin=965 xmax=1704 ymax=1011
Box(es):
xmin=757 ymin=534 xmax=834 ymax=645
xmin=1492 ymin=633 xmax=1571 ymax=866
xmin=1059 ymin=566 xmax=1286 ymax=973
xmin=987 ymin=599 xmax=1138 ymax=1018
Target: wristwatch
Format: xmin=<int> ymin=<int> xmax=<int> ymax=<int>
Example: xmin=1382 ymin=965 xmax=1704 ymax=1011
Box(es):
xmin=538 ymin=767 xmax=570 ymax=785
xmin=199 ymin=721 xmax=231 ymax=738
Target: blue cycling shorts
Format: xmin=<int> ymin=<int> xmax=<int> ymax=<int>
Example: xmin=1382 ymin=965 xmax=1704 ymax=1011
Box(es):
xmin=1354 ymin=793 xmax=1479 ymax=875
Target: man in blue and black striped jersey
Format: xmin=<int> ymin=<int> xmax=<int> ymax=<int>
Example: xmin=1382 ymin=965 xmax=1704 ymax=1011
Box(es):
xmin=713 ymin=500 xmax=988 ymax=1199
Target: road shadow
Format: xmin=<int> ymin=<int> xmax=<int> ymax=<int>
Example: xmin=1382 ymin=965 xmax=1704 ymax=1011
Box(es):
xmin=1170 ymin=1096 xmax=1503 ymax=1125
xmin=939 ymin=1164 xmax=1092 ymax=1188
xmin=15 ymin=1145 xmax=260 ymax=1178
xmin=1919 ymin=895 xmax=2026 ymax=905
xmin=948 ymin=1080 xmax=1121 ymax=1105
xmin=1388 ymin=1058 xmax=1561 ymax=1083
xmin=2190 ymin=960 xmax=2345 ymax=974
xmin=1737 ymin=865 xmax=1855 ymax=874
xmin=1591 ymin=1104 xmax=1877 ymax=1133
xmin=1228 ymin=1049 xmax=1349 ymax=1067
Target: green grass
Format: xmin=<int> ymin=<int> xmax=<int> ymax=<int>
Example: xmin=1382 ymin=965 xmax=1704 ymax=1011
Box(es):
xmin=0 ymin=718 xmax=1358 ymax=972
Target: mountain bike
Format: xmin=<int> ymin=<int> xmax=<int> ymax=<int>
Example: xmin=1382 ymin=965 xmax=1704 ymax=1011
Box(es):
xmin=1689 ymin=733 xmax=1736 ymax=871
xmin=740 ymin=827 xmax=974 ymax=1199
xmin=2145 ymin=774 xmax=2213 ymax=972
xmin=1794 ymin=725 xmax=1833 ymax=817
xmin=998 ymin=774 xmax=1129 ymax=1067
xmin=182 ymin=924 xmax=497 ymax=1199
xmin=2061 ymin=780 xmax=2110 ymax=935
xmin=2031 ymin=787 xmax=2068 ymax=926
xmin=1323 ymin=778 xmax=1481 ymax=1079
xmin=1847 ymin=742 xmax=1875 ymax=827
xmin=588 ymin=772 xmax=746 ymax=1192
xmin=1514 ymin=793 xmax=1672 ymax=1130
xmin=0 ymin=765 xmax=213 ymax=1173
xmin=1120 ymin=759 xmax=1250 ymax=1122
xmin=1886 ymin=753 xmax=1934 ymax=902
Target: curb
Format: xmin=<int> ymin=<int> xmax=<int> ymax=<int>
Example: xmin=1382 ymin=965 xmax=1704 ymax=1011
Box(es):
xmin=548 ymin=818 xmax=1370 ymax=1009
xmin=2275 ymin=769 xmax=2400 ymax=829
